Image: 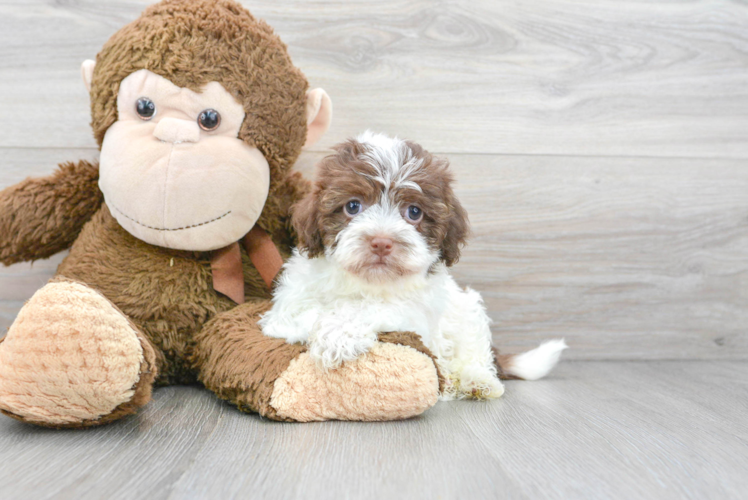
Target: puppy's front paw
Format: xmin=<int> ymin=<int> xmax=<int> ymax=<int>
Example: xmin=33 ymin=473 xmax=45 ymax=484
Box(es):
xmin=308 ymin=321 xmax=376 ymax=369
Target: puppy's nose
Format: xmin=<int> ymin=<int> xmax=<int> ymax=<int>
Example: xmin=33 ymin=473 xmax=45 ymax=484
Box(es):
xmin=370 ymin=237 xmax=393 ymax=256
xmin=153 ymin=117 xmax=201 ymax=144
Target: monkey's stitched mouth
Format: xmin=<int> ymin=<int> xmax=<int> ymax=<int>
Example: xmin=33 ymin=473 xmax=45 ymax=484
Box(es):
xmin=110 ymin=205 xmax=232 ymax=232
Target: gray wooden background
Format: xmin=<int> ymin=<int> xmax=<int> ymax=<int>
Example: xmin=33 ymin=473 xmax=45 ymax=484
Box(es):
xmin=1 ymin=2 xmax=748 ymax=499
xmin=2 ymin=0 xmax=746 ymax=360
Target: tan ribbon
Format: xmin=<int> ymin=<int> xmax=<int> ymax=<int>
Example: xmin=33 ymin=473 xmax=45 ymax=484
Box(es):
xmin=210 ymin=225 xmax=284 ymax=304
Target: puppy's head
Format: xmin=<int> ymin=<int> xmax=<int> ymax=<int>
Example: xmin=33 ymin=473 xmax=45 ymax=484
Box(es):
xmin=293 ymin=132 xmax=469 ymax=283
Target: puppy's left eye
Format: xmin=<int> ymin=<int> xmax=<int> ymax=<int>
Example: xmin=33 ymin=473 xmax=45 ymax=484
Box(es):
xmin=404 ymin=205 xmax=423 ymax=224
xmin=344 ymin=199 xmax=362 ymax=217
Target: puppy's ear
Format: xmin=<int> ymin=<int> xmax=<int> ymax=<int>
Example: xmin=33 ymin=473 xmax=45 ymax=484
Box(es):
xmin=440 ymin=189 xmax=470 ymax=267
xmin=291 ymin=191 xmax=325 ymax=257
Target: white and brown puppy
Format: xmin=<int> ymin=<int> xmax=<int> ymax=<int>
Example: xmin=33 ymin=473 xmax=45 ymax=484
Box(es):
xmin=260 ymin=132 xmax=566 ymax=399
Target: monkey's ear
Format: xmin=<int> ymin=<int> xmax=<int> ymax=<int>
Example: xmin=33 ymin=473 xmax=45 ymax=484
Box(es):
xmin=304 ymin=89 xmax=332 ymax=148
xmin=81 ymin=60 xmax=96 ymax=92
xmin=291 ymin=191 xmax=325 ymax=257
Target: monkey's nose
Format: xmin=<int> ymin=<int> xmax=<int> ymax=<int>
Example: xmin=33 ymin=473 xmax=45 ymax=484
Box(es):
xmin=370 ymin=237 xmax=394 ymax=257
xmin=153 ymin=117 xmax=201 ymax=144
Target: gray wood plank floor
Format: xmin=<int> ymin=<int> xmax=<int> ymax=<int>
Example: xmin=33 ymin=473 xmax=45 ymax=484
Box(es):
xmin=0 ymin=361 xmax=746 ymax=500
xmin=1 ymin=1 xmax=747 ymax=499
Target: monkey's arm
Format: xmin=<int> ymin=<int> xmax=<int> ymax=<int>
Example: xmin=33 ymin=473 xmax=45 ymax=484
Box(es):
xmin=0 ymin=160 xmax=103 ymax=266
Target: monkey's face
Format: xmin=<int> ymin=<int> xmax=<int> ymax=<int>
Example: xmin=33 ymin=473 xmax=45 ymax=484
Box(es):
xmin=98 ymin=69 xmax=270 ymax=251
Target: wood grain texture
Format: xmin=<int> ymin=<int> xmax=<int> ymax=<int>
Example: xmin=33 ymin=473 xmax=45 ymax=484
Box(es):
xmin=0 ymin=0 xmax=747 ymax=157
xmin=3 ymin=149 xmax=746 ymax=359
xmin=0 ymin=361 xmax=745 ymax=500
xmin=1 ymin=2 xmax=747 ymax=499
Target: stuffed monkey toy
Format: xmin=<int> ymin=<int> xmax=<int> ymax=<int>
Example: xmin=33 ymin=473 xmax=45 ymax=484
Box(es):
xmin=0 ymin=0 xmax=442 ymax=428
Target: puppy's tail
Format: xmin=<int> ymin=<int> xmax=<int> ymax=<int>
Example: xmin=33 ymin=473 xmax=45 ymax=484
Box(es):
xmin=493 ymin=339 xmax=568 ymax=381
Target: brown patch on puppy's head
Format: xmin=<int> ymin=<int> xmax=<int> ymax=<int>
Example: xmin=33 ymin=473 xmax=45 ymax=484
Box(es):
xmin=397 ymin=140 xmax=469 ymax=267
xmin=291 ymin=191 xmax=325 ymax=258
xmin=292 ymin=140 xmax=381 ymax=258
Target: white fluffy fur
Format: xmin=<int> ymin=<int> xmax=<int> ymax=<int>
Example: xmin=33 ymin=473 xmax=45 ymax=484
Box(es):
xmin=260 ymin=254 xmax=505 ymax=399
xmin=259 ymin=132 xmax=565 ymax=400
xmin=503 ymin=340 xmax=568 ymax=381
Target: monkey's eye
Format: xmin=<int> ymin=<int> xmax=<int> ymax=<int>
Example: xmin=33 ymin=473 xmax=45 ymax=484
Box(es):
xmin=344 ymin=199 xmax=362 ymax=217
xmin=404 ymin=205 xmax=423 ymax=224
xmin=198 ymin=109 xmax=221 ymax=131
xmin=135 ymin=97 xmax=156 ymax=120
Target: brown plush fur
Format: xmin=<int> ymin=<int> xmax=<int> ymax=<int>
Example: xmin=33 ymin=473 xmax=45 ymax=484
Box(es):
xmin=0 ymin=0 xmax=440 ymax=427
xmin=0 ymin=160 xmax=102 ymax=266
xmin=191 ymin=300 xmax=306 ymax=421
xmin=56 ymin=204 xmax=276 ymax=386
xmin=51 ymin=0 xmax=314 ymax=388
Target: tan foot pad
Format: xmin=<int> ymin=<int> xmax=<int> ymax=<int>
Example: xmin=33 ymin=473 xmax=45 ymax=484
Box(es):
xmin=0 ymin=281 xmax=145 ymax=426
xmin=270 ymin=343 xmax=439 ymax=422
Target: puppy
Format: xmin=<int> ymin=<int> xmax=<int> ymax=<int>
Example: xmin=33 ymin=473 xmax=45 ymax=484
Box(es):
xmin=260 ymin=132 xmax=566 ymax=399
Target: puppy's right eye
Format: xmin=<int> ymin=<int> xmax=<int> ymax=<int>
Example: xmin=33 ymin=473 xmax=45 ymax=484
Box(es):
xmin=344 ymin=199 xmax=362 ymax=217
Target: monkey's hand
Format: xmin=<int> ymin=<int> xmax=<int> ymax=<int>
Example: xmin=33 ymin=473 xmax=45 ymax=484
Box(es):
xmin=0 ymin=160 xmax=102 ymax=266
xmin=307 ymin=306 xmax=378 ymax=370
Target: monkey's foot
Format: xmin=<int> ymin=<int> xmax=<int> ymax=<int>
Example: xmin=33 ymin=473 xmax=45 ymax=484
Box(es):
xmin=194 ymin=303 xmax=440 ymax=422
xmin=0 ymin=279 xmax=156 ymax=428
xmin=269 ymin=332 xmax=441 ymax=422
